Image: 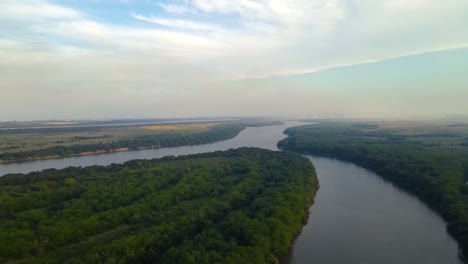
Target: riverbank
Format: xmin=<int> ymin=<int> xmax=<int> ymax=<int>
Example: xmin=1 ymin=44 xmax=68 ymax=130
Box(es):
xmin=0 ymin=147 xmax=134 ymax=164
xmin=278 ymin=122 xmax=468 ymax=263
xmin=0 ymin=124 xmax=246 ymax=163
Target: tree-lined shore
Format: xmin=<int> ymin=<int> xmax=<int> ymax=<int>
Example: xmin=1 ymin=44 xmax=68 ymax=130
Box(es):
xmin=0 ymin=148 xmax=318 ymax=264
xmin=279 ymin=122 xmax=468 ymax=261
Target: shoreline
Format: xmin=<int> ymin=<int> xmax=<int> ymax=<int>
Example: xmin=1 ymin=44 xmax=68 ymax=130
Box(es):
xmin=0 ymin=124 xmax=251 ymax=165
xmin=279 ymin=175 xmax=320 ymax=264
xmin=0 ymin=123 xmax=286 ymax=165
xmin=0 ymin=147 xmax=155 ymax=164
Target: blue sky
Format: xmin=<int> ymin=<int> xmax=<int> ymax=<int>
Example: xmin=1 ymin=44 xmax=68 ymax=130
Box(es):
xmin=1 ymin=0 xmax=467 ymax=120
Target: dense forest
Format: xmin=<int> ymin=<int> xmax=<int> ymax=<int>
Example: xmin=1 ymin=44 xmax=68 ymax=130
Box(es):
xmin=278 ymin=122 xmax=468 ymax=260
xmin=0 ymin=124 xmax=245 ymax=163
xmin=0 ymin=147 xmax=318 ymax=263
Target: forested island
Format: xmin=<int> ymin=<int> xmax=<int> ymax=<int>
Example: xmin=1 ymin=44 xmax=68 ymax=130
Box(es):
xmin=278 ymin=121 xmax=468 ymax=260
xmin=0 ymin=147 xmax=318 ymax=263
xmin=0 ymin=124 xmax=245 ymax=163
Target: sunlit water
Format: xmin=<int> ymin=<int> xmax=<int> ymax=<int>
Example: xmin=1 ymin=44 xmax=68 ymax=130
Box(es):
xmin=0 ymin=122 xmax=461 ymax=263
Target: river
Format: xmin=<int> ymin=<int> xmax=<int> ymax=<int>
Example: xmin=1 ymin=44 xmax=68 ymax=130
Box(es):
xmin=0 ymin=122 xmax=461 ymax=263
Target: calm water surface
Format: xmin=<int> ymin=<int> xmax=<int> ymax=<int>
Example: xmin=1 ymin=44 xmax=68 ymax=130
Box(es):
xmin=282 ymin=156 xmax=461 ymax=264
xmin=0 ymin=122 xmax=461 ymax=263
xmin=0 ymin=122 xmax=295 ymax=176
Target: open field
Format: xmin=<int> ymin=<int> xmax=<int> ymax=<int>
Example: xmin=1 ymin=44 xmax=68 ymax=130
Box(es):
xmin=0 ymin=123 xmax=215 ymax=154
xmin=354 ymin=120 xmax=468 ymax=152
xmin=44 ymin=122 xmax=80 ymax=125
xmin=0 ymin=119 xmax=284 ymax=162
xmin=301 ymin=119 xmax=468 ymax=152
xmin=141 ymin=123 xmax=213 ymax=131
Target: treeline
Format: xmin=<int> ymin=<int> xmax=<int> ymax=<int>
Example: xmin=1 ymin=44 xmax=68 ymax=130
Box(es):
xmin=278 ymin=123 xmax=468 ymax=261
xmin=0 ymin=147 xmax=318 ymax=263
xmin=0 ymin=124 xmax=245 ymax=162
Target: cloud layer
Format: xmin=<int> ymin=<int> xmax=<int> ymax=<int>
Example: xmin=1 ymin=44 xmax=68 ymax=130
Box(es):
xmin=1 ymin=0 xmax=468 ymax=120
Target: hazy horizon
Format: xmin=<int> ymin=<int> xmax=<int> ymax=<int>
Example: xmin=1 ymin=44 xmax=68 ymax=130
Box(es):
xmin=1 ymin=0 xmax=467 ymax=121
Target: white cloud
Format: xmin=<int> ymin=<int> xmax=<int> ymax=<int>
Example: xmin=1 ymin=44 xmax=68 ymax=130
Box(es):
xmin=41 ymin=19 xmax=227 ymax=57
xmin=132 ymin=14 xmax=223 ymax=32
xmin=190 ymin=0 xmax=241 ymax=13
xmin=2 ymin=0 xmax=468 ymax=80
xmin=0 ymin=0 xmax=81 ymax=21
xmin=158 ymin=3 xmax=193 ymax=15
xmin=1 ymin=0 xmax=468 ymax=120
xmin=383 ymin=0 xmax=436 ymax=10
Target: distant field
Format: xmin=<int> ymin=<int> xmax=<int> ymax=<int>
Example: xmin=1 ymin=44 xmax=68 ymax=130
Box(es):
xmin=298 ymin=119 xmax=468 ymax=152
xmin=141 ymin=123 xmax=213 ymax=131
xmin=0 ymin=123 xmax=215 ymax=154
xmin=44 ymin=122 xmax=79 ymax=125
xmin=0 ymin=119 xmax=284 ymax=162
xmin=0 ymin=118 xmax=243 ymax=132
xmin=356 ymin=120 xmax=468 ymax=151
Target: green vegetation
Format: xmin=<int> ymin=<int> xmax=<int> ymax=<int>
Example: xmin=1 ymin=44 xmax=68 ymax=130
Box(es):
xmin=0 ymin=124 xmax=245 ymax=163
xmin=0 ymin=148 xmax=318 ymax=263
xmin=0 ymin=123 xmax=219 ymax=154
xmin=278 ymin=121 xmax=468 ymax=260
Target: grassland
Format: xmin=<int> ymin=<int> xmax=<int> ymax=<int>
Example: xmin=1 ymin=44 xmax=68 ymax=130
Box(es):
xmin=0 ymin=123 xmax=214 ymax=154
xmin=0 ymin=119 xmax=284 ymax=163
xmin=0 ymin=122 xmax=249 ymax=163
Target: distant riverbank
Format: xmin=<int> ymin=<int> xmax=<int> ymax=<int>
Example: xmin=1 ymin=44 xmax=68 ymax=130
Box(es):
xmin=0 ymin=147 xmax=134 ymax=164
xmin=0 ymin=124 xmax=246 ymax=163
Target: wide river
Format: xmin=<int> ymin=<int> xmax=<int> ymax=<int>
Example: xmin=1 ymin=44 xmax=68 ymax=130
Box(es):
xmin=0 ymin=122 xmax=461 ymax=263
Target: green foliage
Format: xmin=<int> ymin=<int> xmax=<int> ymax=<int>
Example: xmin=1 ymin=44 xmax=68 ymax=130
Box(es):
xmin=278 ymin=122 xmax=468 ymax=261
xmin=64 ymin=178 xmax=77 ymax=186
xmin=0 ymin=124 xmax=245 ymax=162
xmin=0 ymin=148 xmax=318 ymax=264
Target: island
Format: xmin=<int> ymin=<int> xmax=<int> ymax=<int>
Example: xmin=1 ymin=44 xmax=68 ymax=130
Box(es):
xmin=0 ymin=147 xmax=317 ymax=263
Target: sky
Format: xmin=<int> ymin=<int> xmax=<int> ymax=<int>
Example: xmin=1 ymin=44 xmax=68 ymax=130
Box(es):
xmin=1 ymin=0 xmax=467 ymax=121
